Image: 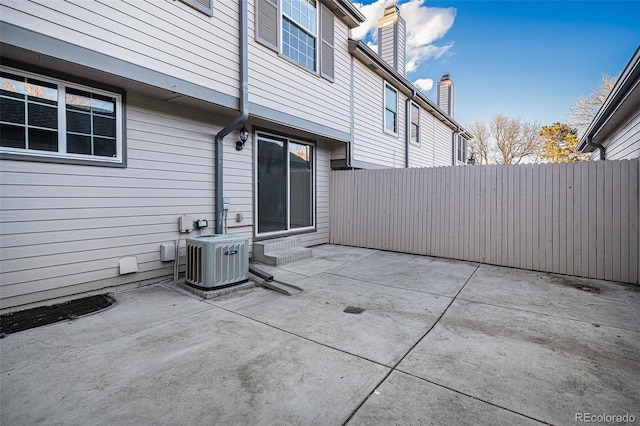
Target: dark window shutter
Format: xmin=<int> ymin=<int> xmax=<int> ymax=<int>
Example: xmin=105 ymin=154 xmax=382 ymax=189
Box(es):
xmin=256 ymin=0 xmax=278 ymax=52
xmin=179 ymin=0 xmax=213 ymax=17
xmin=320 ymin=4 xmax=335 ymax=81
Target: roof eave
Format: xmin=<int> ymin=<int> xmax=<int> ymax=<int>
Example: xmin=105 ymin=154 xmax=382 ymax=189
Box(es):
xmin=578 ymin=45 xmax=640 ymax=152
xmin=325 ymin=0 xmax=365 ymax=28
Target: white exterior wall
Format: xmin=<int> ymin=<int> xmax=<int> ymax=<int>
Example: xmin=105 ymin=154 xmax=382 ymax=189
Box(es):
xmin=0 ymin=93 xmax=257 ymax=310
xmin=596 ymin=105 xmax=640 ymax=160
xmin=352 ymin=60 xmax=406 ymax=168
xmin=0 ymin=0 xmax=240 ymax=98
xmin=408 ymin=109 xmax=454 ymax=168
xmin=248 ymin=0 xmax=352 ymax=138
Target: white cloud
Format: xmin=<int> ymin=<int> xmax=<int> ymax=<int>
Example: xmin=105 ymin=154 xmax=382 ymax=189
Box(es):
xmin=413 ymin=78 xmax=434 ymax=92
xmin=352 ymin=0 xmax=456 ymax=75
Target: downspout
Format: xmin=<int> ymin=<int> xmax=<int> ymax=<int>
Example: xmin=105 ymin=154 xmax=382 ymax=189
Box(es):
xmin=215 ymin=0 xmax=248 ymax=234
xmin=585 ymin=136 xmax=606 ymax=160
xmin=348 ymin=56 xmax=355 ymax=168
xmin=405 ymin=90 xmax=416 ymax=168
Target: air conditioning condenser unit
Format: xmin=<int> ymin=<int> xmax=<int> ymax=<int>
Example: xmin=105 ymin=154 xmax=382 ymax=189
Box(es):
xmin=185 ymin=234 xmax=249 ymax=289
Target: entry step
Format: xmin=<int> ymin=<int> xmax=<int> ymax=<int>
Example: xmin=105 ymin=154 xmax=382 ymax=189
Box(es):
xmin=253 ymin=237 xmax=313 ymax=266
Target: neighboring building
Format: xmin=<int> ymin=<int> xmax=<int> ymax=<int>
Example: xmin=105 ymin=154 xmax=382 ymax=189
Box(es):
xmin=0 ymin=0 xmax=469 ymax=311
xmin=577 ymin=46 xmax=640 ymax=160
xmin=331 ymin=5 xmax=471 ymax=169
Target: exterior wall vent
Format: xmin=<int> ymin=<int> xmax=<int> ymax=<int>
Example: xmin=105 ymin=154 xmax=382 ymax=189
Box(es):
xmin=186 ymin=235 xmax=249 ymax=289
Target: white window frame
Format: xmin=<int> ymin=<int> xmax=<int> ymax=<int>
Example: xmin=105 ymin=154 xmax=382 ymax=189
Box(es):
xmin=456 ymin=135 xmax=467 ymax=165
xmin=254 ymin=131 xmax=316 ymax=238
xmin=281 ymin=0 xmax=318 ymax=72
xmin=384 ymin=82 xmax=398 ymax=136
xmin=0 ymin=66 xmax=124 ymax=166
xmin=410 ymin=102 xmax=420 ymax=145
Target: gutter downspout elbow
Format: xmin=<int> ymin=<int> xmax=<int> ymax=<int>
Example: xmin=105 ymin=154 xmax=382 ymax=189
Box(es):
xmin=586 ymin=136 xmax=606 ymax=161
xmin=214 ymin=0 xmax=248 ymax=234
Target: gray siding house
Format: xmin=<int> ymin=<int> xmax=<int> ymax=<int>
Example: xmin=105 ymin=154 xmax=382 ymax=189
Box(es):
xmin=578 ymin=46 xmax=640 ymax=160
xmin=0 ymin=0 xmax=470 ymax=311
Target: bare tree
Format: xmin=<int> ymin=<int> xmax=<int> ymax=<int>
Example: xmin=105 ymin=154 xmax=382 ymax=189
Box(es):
xmin=489 ymin=114 xmax=541 ymax=164
xmin=567 ymin=73 xmax=617 ymax=137
xmin=467 ymin=121 xmax=491 ymax=164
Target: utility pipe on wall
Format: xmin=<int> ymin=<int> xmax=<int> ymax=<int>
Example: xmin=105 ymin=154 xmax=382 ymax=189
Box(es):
xmin=214 ymin=0 xmax=249 ymax=234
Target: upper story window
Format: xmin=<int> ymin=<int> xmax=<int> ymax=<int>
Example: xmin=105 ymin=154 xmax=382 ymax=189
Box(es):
xmin=410 ymin=103 xmax=420 ymax=144
xmin=456 ymin=135 xmax=467 ymax=165
xmin=256 ymin=0 xmax=335 ymax=80
xmin=282 ymin=0 xmax=317 ymax=71
xmin=384 ymin=83 xmax=398 ymax=135
xmin=0 ymin=66 xmax=124 ymax=166
xmin=179 ymin=0 xmax=213 ymax=16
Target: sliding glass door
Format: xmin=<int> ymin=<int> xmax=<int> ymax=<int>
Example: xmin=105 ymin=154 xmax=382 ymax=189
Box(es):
xmin=256 ymin=133 xmax=314 ymax=236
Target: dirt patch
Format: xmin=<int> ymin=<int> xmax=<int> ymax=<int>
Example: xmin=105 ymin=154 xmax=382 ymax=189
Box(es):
xmin=343 ymin=306 xmax=366 ymax=314
xmin=548 ymin=276 xmax=601 ymax=293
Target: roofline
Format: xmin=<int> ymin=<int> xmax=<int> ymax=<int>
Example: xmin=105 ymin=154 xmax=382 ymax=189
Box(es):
xmin=348 ymin=39 xmax=472 ymax=139
xmin=578 ymin=45 xmax=640 ymax=152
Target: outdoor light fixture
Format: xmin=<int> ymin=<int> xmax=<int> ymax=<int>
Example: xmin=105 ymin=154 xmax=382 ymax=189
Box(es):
xmin=236 ymin=126 xmax=249 ymax=151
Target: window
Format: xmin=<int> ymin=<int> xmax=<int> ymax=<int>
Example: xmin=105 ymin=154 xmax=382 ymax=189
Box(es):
xmin=282 ymin=0 xmax=317 ymax=71
xmin=0 ymin=67 xmax=124 ymax=165
xmin=179 ymin=0 xmax=213 ymax=16
xmin=256 ymin=0 xmax=334 ymax=80
xmin=384 ymin=83 xmax=398 ymax=134
xmin=410 ymin=103 xmax=420 ymax=144
xmin=456 ymin=135 xmax=467 ymax=165
xmin=256 ymin=133 xmax=315 ymax=236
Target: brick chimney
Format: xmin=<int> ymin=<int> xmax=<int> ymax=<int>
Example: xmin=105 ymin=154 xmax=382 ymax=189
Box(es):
xmin=437 ymin=74 xmax=454 ymax=118
xmin=377 ymin=5 xmax=406 ymax=76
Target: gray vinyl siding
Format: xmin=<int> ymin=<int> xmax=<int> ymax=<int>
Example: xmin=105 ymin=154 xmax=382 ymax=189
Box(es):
xmin=297 ymin=142 xmax=332 ymax=248
xmin=248 ymin=0 xmax=351 ymax=139
xmin=0 ymin=93 xmax=256 ymax=310
xmin=598 ymin=105 xmax=640 ymax=160
xmin=408 ymin=110 xmax=455 ymax=168
xmin=352 ymin=60 xmax=406 ymax=168
xmin=0 ymin=0 xmax=240 ymax=99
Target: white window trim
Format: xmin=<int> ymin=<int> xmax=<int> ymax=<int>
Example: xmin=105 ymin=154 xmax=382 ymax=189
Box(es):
xmin=410 ymin=102 xmax=420 ymax=145
xmin=384 ymin=82 xmax=398 ymax=136
xmin=455 ymin=135 xmax=467 ymax=165
xmin=281 ymin=0 xmax=319 ymax=72
xmin=0 ymin=66 xmax=124 ymax=166
xmin=254 ymin=131 xmax=316 ymax=238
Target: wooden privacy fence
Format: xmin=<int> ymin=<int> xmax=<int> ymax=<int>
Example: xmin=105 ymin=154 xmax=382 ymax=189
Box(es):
xmin=330 ymin=160 xmax=639 ymax=284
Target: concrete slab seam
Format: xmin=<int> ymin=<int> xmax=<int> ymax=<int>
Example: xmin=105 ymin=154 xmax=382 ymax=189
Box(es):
xmin=341 ymin=263 xmax=482 ymax=426
xmin=207 ymin=301 xmax=393 ymax=369
xmin=392 ymin=370 xmax=552 ymax=425
xmin=455 ymin=296 xmax=640 ymax=333
xmin=321 ymin=270 xmax=461 ymax=298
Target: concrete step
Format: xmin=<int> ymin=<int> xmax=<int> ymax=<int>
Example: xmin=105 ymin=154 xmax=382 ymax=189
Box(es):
xmin=253 ymin=237 xmax=313 ymax=266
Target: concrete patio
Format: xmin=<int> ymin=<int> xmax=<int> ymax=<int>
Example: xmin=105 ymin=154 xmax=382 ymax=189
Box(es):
xmin=1 ymin=245 xmax=639 ymax=425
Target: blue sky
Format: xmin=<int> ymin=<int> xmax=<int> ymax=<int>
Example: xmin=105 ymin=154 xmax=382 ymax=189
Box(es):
xmin=352 ymin=0 xmax=640 ymax=127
